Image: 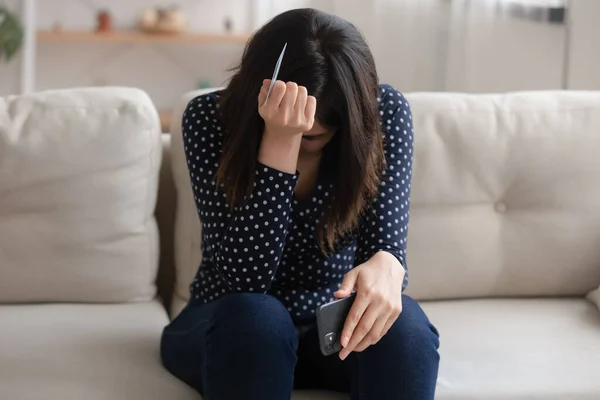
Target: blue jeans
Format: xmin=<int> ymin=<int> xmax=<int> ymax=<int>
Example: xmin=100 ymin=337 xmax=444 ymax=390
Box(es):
xmin=161 ymin=293 xmax=440 ymax=400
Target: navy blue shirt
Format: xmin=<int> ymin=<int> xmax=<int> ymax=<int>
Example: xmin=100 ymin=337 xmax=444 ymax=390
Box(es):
xmin=182 ymin=84 xmax=414 ymax=320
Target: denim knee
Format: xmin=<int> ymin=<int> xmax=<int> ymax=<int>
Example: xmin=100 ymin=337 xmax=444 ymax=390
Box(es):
xmin=354 ymin=295 xmax=439 ymax=399
xmin=380 ymin=295 xmax=440 ymax=361
xmin=208 ymin=293 xmax=298 ymax=351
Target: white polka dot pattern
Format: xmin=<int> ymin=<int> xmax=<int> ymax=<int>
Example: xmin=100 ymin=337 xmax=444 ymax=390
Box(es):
xmin=181 ymin=84 xmax=414 ymax=320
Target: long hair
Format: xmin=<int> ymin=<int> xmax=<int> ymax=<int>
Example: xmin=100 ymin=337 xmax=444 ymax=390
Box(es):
xmin=218 ymin=8 xmax=384 ymax=253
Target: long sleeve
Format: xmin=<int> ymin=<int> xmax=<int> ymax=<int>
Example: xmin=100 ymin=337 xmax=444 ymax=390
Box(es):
xmin=182 ymin=93 xmax=298 ymax=293
xmin=354 ymin=86 xmax=414 ymax=290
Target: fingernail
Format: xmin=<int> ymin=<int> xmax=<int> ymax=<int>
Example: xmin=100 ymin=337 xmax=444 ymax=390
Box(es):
xmin=339 ymin=350 xmax=348 ymax=361
xmin=341 ymin=335 xmax=349 ymax=348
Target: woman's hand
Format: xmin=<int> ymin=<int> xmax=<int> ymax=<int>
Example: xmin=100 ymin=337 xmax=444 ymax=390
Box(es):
xmin=335 ymin=251 xmax=405 ymax=360
xmin=257 ymin=79 xmax=317 ymax=174
xmin=258 ymin=79 xmax=317 ymax=136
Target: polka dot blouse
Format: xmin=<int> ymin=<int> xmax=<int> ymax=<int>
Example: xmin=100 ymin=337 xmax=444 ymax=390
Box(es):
xmin=182 ymin=84 xmax=414 ymax=320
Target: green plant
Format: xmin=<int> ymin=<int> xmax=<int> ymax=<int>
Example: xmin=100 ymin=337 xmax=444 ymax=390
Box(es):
xmin=0 ymin=5 xmax=23 ymax=62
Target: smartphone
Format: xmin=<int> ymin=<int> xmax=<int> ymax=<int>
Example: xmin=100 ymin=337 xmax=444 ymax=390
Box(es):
xmin=315 ymin=293 xmax=356 ymax=356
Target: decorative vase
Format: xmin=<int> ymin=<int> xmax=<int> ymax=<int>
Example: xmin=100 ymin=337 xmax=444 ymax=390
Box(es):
xmin=139 ymin=6 xmax=187 ymax=34
xmin=96 ymin=10 xmax=112 ymax=32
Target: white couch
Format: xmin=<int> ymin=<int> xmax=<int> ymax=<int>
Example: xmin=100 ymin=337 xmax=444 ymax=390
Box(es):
xmin=1 ymin=87 xmax=599 ymax=400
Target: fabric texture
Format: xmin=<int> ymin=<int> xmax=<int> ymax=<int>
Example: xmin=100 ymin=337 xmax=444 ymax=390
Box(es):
xmin=422 ymin=298 xmax=600 ymax=400
xmin=170 ymin=89 xmax=213 ymax=313
xmin=404 ymin=91 xmax=600 ymax=300
xmin=178 ymin=85 xmax=412 ymax=320
xmin=588 ymin=286 xmax=600 ymax=310
xmin=0 ymin=87 xmax=162 ymax=303
xmin=161 ymin=293 xmax=439 ymax=400
xmin=171 ymin=90 xmax=600 ymax=308
xmin=1 ymin=88 xmax=599 ymax=400
xmin=0 ymin=301 xmax=198 ymax=400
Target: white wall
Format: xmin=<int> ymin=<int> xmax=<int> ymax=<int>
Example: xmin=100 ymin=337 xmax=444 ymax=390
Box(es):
xmin=445 ymin=3 xmax=566 ymax=93
xmin=568 ymin=0 xmax=600 ymax=90
xmin=30 ymin=0 xmax=254 ymax=110
xmin=1 ymin=0 xmax=599 ymax=108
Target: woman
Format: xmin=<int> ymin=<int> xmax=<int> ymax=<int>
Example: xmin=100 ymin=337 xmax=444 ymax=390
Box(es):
xmin=161 ymin=8 xmax=440 ymax=400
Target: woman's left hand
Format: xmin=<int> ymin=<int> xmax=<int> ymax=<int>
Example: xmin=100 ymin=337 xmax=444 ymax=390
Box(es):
xmin=334 ymin=251 xmax=405 ymax=360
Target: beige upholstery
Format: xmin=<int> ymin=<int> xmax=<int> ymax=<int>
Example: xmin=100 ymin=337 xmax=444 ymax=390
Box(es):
xmin=1 ymin=87 xmax=600 ymax=400
xmin=422 ymin=298 xmax=600 ymax=400
xmin=588 ymin=286 xmax=600 ymax=309
xmin=170 ymin=90 xmax=600 ymax=308
xmin=0 ymin=301 xmax=198 ymax=400
xmin=0 ymin=87 xmax=161 ymax=303
xmin=406 ymin=91 xmax=600 ymax=300
xmin=168 ymin=89 xmax=600 ymax=399
xmin=169 ymin=88 xmax=216 ymax=316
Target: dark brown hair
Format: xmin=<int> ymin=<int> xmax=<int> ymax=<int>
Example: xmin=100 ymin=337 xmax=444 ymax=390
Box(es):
xmin=218 ymin=8 xmax=384 ymax=252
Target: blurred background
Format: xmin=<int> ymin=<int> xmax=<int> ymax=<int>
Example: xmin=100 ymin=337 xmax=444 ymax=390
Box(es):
xmin=0 ymin=0 xmax=598 ymax=131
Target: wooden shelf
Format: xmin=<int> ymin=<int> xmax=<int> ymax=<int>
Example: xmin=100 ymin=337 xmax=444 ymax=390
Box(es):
xmin=37 ymin=30 xmax=250 ymax=44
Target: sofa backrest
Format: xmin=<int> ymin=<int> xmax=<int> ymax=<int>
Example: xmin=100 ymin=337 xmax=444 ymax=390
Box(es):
xmin=167 ymin=89 xmax=600 ymax=308
xmin=405 ymin=91 xmax=600 ymax=300
xmin=167 ymin=89 xmax=215 ymax=315
xmin=0 ymin=87 xmax=162 ymax=303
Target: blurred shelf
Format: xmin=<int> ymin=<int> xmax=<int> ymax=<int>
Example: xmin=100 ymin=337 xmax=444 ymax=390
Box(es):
xmin=159 ymin=110 xmax=173 ymax=132
xmin=37 ymin=30 xmax=250 ymax=44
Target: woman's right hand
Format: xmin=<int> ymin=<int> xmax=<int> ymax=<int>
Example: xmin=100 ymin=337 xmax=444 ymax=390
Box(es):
xmin=258 ymin=79 xmax=317 ymax=136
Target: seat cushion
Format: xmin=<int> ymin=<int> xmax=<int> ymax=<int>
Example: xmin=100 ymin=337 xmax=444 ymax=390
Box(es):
xmin=4 ymin=299 xmax=595 ymax=399
xmin=0 ymin=301 xmax=199 ymax=400
xmin=0 ymin=87 xmax=161 ymax=303
xmin=0 ymin=300 xmax=347 ymax=400
xmin=422 ymin=298 xmax=600 ymax=400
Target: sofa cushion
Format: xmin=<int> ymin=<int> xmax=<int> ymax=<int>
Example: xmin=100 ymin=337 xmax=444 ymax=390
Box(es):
xmin=406 ymin=91 xmax=600 ymax=300
xmin=169 ymin=89 xmax=215 ymax=314
xmin=0 ymin=301 xmax=199 ymax=400
xmin=0 ymin=87 xmax=161 ymax=303
xmin=423 ymin=298 xmax=600 ymax=400
xmin=0 ymin=301 xmax=352 ymax=400
xmin=171 ymin=90 xmax=600 ymax=305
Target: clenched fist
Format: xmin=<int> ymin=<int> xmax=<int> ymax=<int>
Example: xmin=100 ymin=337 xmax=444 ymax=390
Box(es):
xmin=258 ymin=80 xmax=317 ymax=136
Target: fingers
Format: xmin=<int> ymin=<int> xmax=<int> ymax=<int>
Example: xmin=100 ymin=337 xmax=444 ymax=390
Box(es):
xmin=339 ymin=303 xmax=380 ymax=360
xmin=280 ymin=82 xmax=298 ymax=111
xmin=353 ymin=311 xmax=390 ymax=353
xmin=266 ymin=80 xmax=287 ymax=109
xmin=258 ymin=79 xmax=317 ymax=134
xmin=257 ymin=80 xmax=269 ymax=108
xmin=341 ymin=304 xmax=402 ymax=359
xmin=305 ymin=95 xmax=317 ymax=126
xmin=381 ymin=310 xmax=401 ymax=337
xmin=335 ymin=269 xmax=358 ymax=299
xmin=353 ymin=309 xmax=400 ymax=355
xmin=295 ymin=86 xmax=308 ymax=115
xmin=340 ymin=287 xmax=367 ymax=348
